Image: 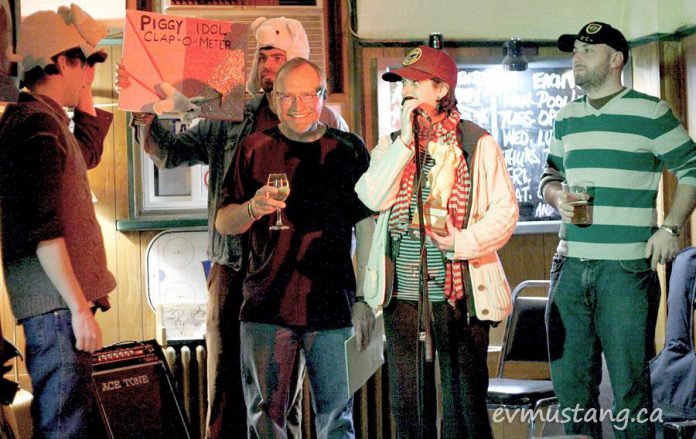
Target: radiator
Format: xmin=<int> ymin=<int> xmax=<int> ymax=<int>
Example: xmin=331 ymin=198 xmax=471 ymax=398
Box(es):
xmin=163 ymin=344 xmax=208 ymax=439
xmin=158 ymin=342 xmax=391 ymax=439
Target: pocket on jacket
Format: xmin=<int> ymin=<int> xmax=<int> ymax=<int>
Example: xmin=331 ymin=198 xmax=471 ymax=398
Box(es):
xmin=479 ymin=265 xmax=511 ymax=311
xmin=363 ymin=265 xmax=381 ymax=306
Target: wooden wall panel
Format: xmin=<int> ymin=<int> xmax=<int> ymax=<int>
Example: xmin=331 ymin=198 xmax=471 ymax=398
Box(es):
xmin=89 ymin=45 xmax=120 ymax=346
xmin=630 ymin=42 xmax=666 ymax=346
xmin=631 ymin=43 xmax=661 ymax=96
xmin=140 ymin=231 xmax=160 ymax=339
xmin=356 ymin=47 xmax=408 ymax=149
xmin=684 ymin=33 xmax=696 ymax=244
xmin=630 ymin=39 xmax=696 ymax=350
xmin=658 ymin=40 xmax=691 ymax=253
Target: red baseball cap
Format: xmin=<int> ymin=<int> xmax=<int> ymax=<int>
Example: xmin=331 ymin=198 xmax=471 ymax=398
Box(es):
xmin=382 ymin=46 xmax=458 ymax=89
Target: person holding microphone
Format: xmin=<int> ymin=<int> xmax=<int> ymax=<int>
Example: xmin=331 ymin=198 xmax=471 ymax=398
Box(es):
xmin=355 ymin=45 xmax=518 ymax=438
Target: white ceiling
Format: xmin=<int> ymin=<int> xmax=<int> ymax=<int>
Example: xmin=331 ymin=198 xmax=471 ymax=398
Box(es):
xmin=18 ymin=1 xmax=696 ymax=43
xmin=355 ymin=0 xmax=696 ymax=42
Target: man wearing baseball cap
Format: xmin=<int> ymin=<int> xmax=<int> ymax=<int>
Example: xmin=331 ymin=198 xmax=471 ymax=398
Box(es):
xmin=540 ymin=21 xmax=696 ymax=438
xmin=0 ymin=4 xmax=114 ymax=437
xmin=117 ymin=16 xmax=346 ymax=439
xmin=557 ymin=21 xmax=629 ymax=66
xmin=356 ymin=45 xmax=518 ymax=438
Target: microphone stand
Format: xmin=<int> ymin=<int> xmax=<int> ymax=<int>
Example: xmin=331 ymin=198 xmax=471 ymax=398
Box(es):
xmin=413 ymin=113 xmax=437 ymax=438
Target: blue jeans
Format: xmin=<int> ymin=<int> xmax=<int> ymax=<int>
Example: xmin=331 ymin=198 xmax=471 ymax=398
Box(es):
xmin=205 ymin=263 xmax=304 ymax=439
xmin=240 ymin=322 xmax=354 ymax=439
xmin=205 ymin=263 xmax=248 ymax=438
xmin=23 ymin=309 xmax=99 ymax=439
xmin=547 ymin=257 xmax=659 ymax=438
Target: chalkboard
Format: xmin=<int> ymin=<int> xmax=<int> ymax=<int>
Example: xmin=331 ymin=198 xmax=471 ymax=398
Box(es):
xmin=457 ymin=66 xmax=582 ymax=224
xmin=378 ymin=63 xmax=583 ymax=232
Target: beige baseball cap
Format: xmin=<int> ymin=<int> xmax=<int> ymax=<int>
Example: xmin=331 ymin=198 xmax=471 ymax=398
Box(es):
xmin=7 ymin=4 xmax=107 ymax=77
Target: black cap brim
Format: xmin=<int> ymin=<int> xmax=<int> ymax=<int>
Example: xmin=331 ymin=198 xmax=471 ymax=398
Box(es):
xmin=558 ymin=34 xmax=577 ymax=52
xmin=382 ymin=67 xmax=433 ymax=84
xmin=382 ymin=71 xmax=402 ymax=82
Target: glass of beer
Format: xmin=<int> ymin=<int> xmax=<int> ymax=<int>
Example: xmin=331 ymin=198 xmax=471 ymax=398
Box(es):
xmin=562 ymin=181 xmax=593 ymax=226
xmin=267 ymin=173 xmax=290 ymax=230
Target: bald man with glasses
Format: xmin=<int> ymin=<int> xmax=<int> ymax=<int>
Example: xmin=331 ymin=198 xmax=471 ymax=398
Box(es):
xmin=215 ymin=58 xmax=375 ymax=439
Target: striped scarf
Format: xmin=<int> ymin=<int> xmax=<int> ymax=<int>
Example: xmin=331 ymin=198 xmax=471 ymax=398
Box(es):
xmin=388 ymin=110 xmax=471 ymax=303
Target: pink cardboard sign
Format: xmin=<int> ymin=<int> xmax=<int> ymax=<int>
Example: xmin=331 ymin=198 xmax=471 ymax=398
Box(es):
xmin=119 ymin=10 xmax=248 ymax=121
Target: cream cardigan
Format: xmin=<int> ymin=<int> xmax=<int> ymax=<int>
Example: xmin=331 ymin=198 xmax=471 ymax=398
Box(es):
xmin=355 ymin=133 xmax=518 ymax=322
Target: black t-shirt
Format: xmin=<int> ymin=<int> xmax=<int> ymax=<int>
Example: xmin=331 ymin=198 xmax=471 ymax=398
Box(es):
xmin=221 ymin=126 xmax=373 ymax=329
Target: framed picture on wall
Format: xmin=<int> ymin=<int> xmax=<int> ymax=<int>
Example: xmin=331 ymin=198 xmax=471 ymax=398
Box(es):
xmin=127 ymin=114 xmax=209 ymax=220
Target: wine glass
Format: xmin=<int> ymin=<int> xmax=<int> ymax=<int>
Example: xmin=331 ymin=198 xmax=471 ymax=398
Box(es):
xmin=267 ymin=173 xmax=290 ymax=230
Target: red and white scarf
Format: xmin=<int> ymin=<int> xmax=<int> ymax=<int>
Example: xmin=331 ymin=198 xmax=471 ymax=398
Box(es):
xmin=388 ymin=110 xmax=471 ymax=303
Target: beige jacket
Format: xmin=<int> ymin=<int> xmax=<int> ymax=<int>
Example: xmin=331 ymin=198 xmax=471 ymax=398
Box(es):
xmin=354 ymin=132 xmax=518 ymax=322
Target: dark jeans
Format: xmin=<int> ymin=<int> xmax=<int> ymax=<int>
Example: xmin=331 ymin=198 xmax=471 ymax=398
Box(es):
xmin=384 ymin=299 xmax=493 ymax=439
xmin=239 ymin=322 xmax=354 ymax=439
xmin=205 ymin=263 xmax=304 ymax=439
xmin=23 ymin=309 xmax=99 ymax=439
xmin=547 ymin=257 xmax=660 ymax=439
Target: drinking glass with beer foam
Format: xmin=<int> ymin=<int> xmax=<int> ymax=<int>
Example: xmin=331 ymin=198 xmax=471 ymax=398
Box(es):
xmin=561 ymin=181 xmax=593 ymax=226
xmin=268 ymin=173 xmax=290 ymax=230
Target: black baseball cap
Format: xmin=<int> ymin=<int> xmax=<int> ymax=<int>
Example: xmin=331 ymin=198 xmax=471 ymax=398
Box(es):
xmin=558 ymin=22 xmax=629 ymax=65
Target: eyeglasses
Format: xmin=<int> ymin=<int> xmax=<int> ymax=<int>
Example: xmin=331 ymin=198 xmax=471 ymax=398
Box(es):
xmin=274 ymin=89 xmax=325 ymax=104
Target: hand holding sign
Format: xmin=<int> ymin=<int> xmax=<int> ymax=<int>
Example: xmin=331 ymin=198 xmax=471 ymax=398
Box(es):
xmin=119 ymin=10 xmax=249 ymax=121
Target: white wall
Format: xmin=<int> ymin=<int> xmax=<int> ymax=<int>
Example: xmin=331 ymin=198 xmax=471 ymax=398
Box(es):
xmin=355 ymin=0 xmax=696 ymax=41
xmin=21 ymin=0 xmax=124 ymax=21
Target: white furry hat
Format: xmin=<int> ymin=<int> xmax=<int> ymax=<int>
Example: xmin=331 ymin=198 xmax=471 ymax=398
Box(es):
xmin=7 ymin=3 xmax=107 ymax=78
xmin=246 ymin=16 xmax=310 ymax=95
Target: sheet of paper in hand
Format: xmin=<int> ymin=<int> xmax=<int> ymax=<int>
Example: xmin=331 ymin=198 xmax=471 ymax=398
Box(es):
xmin=119 ymin=10 xmax=248 ymax=121
xmin=345 ymin=311 xmax=385 ymax=395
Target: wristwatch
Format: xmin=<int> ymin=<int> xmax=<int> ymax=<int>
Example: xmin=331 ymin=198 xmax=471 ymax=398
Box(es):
xmin=659 ymin=224 xmax=681 ymax=237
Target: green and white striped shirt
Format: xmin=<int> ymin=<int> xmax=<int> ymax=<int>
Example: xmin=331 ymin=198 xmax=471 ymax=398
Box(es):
xmin=546 ymin=88 xmax=696 ymax=260
xmin=393 ymin=154 xmax=447 ymax=301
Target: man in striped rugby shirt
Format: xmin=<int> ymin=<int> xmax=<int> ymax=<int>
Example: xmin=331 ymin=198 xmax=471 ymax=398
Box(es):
xmin=541 ymin=22 xmax=696 ymax=438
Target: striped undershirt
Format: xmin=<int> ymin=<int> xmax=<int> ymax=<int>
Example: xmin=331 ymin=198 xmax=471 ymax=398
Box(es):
xmin=393 ymin=153 xmax=446 ymax=302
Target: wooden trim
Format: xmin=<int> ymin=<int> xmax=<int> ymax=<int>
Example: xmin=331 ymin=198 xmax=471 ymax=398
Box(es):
xmin=324 ymin=0 xmax=344 ymax=93
xmin=116 ymin=218 xmax=207 ymax=231
xmin=126 ymin=0 xmax=156 ymax=10
xmin=684 ymin=33 xmax=696 ymax=246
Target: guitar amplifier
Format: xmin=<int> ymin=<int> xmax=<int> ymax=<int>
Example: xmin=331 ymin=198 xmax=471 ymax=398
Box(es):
xmin=91 ymin=340 xmax=192 ymax=439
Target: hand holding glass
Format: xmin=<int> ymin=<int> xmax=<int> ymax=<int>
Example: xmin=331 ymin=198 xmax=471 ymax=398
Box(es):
xmin=561 ymin=181 xmax=593 ymax=226
xmin=267 ymin=173 xmax=290 ymax=230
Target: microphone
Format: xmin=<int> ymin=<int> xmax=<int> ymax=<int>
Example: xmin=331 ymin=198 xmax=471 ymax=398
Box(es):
xmin=414 ymin=108 xmax=431 ymax=122
xmin=402 ymin=97 xmax=431 ymax=122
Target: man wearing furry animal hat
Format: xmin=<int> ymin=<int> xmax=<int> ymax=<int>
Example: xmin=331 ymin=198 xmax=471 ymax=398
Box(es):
xmin=117 ymin=16 xmax=347 ymax=439
xmin=0 ymin=4 xmax=114 ymax=437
